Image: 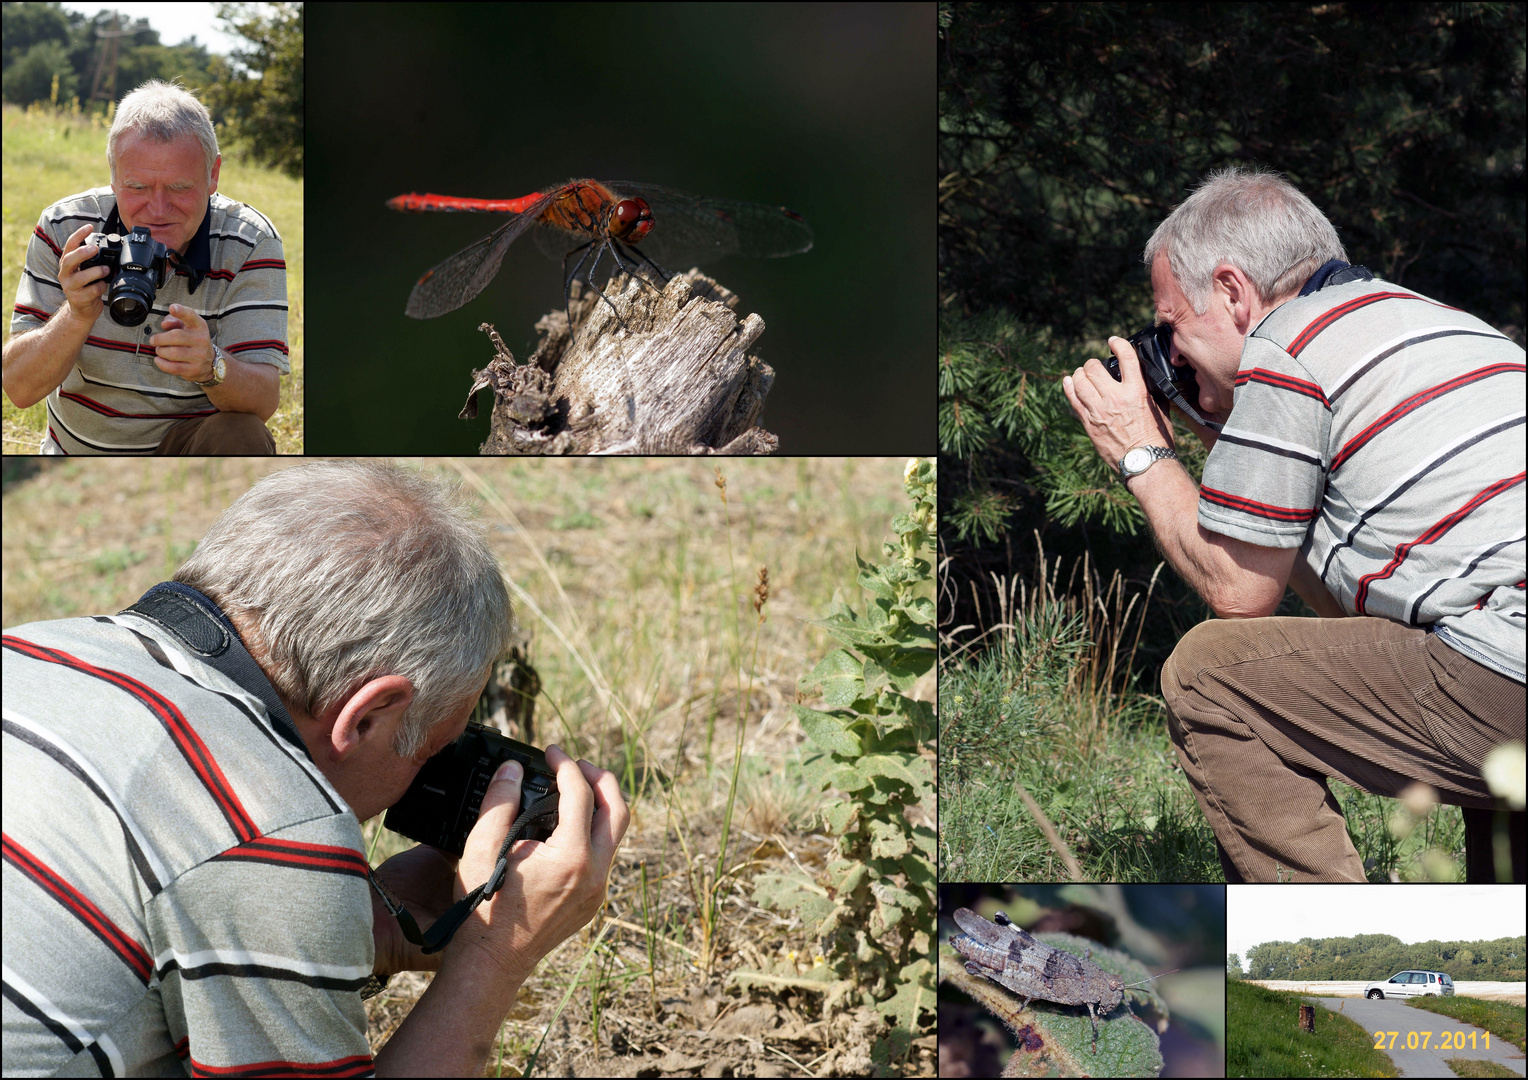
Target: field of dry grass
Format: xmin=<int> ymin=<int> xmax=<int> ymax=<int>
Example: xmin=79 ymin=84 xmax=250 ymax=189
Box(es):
xmin=1 ymin=456 xmax=935 ymax=1077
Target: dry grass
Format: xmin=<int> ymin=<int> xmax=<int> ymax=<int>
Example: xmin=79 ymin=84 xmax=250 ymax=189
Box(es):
xmin=2 ymin=456 xmax=935 ymax=1077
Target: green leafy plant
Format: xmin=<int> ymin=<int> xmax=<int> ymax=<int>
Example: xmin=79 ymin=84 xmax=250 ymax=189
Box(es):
xmin=740 ymin=458 xmax=937 ymax=1072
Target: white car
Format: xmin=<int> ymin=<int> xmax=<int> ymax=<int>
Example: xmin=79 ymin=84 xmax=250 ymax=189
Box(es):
xmin=1364 ymin=970 xmax=1456 ymax=999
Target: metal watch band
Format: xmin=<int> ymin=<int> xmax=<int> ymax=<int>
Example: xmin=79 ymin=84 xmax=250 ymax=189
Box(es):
xmin=194 ymin=345 xmax=227 ymax=387
xmin=1119 ymin=444 xmax=1178 ymax=481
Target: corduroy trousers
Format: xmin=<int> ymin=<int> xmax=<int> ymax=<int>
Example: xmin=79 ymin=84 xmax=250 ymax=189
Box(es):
xmin=1162 ymin=615 xmax=1524 ymax=882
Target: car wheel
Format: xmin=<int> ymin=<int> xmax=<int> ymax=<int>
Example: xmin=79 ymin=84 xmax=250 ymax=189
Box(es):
xmin=1367 ymin=990 xmax=1383 ymax=999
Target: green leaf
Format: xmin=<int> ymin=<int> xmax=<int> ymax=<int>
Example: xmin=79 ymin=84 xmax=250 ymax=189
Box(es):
xmin=823 ymin=799 xmax=858 ymax=833
xmin=856 ymin=552 xmax=896 ymax=600
xmin=799 ymin=649 xmax=865 ymax=707
xmin=830 ymin=859 xmax=869 ymax=895
xmin=869 ymin=819 xmax=911 ymax=859
xmin=876 ymin=958 xmax=935 ymax=1033
xmin=795 ymin=705 xmax=863 ymax=755
xmin=751 ymin=871 xmax=835 ymax=926
xmin=856 ymin=752 xmax=932 ymax=791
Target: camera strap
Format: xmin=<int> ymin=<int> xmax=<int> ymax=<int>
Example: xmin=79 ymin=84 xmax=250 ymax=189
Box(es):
xmin=119 ymin=582 xmax=559 ymax=959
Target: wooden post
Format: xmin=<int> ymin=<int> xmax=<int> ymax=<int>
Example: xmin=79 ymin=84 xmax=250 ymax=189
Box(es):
xmin=464 ymin=269 xmax=778 ymax=454
xmin=1298 ymin=1005 xmax=1315 ymax=1033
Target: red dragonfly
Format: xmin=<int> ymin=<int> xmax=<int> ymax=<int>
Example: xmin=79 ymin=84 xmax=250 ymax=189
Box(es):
xmin=386 ymin=179 xmax=814 ymax=325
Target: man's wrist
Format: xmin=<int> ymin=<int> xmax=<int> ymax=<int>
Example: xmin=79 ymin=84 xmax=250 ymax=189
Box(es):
xmin=193 ymin=344 xmax=227 ymax=387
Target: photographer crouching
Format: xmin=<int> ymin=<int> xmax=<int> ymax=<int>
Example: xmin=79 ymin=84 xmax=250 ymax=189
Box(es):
xmin=1 ymin=461 xmax=629 ymax=1076
xmin=1062 ymin=165 xmax=1524 ymax=883
xmin=3 ymin=79 xmax=287 ymax=454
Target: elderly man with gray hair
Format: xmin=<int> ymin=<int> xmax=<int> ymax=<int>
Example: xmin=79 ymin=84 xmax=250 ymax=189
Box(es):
xmin=3 ymin=79 xmax=288 ymax=453
xmin=2 ymin=461 xmax=629 ymax=1076
xmin=1062 ymin=165 xmax=1524 ymax=883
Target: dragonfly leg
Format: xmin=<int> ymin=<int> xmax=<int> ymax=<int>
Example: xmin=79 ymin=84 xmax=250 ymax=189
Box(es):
xmin=610 ymin=242 xmax=671 ymax=293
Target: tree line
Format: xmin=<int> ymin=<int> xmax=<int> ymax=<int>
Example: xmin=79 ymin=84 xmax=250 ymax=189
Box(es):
xmin=1239 ymin=933 xmax=1526 ymax=982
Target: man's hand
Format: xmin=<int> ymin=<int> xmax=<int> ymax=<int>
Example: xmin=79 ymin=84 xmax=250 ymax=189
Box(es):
xmin=1063 ymin=335 xmax=1176 ymax=469
xmin=149 ymin=303 xmax=216 ymax=384
xmin=58 ymin=224 xmax=111 ymax=325
xmin=447 ymin=744 xmax=629 ymax=986
xmin=369 ymin=842 xmax=468 ymax=981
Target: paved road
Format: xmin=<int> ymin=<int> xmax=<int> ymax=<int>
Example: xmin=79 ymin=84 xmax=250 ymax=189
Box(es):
xmin=1305 ymin=996 xmax=1526 ymax=1078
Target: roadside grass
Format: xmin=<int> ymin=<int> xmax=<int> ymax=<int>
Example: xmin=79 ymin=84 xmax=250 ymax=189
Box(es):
xmin=2 ymin=456 xmax=934 ymax=1077
xmin=1444 ymin=1060 xmax=1522 ymax=1077
xmin=939 ymin=534 xmax=1471 ymax=883
xmin=1227 ymin=980 xmax=1398 ymax=1078
xmin=1 ymin=103 xmax=303 ymax=453
xmin=1404 ymin=995 xmax=1527 ymax=1057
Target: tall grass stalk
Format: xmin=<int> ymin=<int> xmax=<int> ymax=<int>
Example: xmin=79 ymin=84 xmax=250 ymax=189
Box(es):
xmin=941 ymin=529 xmax=1163 ymax=743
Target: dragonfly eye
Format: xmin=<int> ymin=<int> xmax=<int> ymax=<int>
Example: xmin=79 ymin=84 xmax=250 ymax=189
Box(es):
xmin=611 ymin=198 xmax=655 ymax=242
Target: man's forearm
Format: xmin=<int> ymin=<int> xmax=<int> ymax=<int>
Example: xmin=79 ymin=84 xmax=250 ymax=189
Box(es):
xmin=203 ymin=356 xmax=280 ymax=420
xmin=1125 ymin=459 xmax=1293 ymax=618
xmin=373 ymin=950 xmax=523 ymax=1078
xmin=1 ymin=312 xmax=94 ymax=410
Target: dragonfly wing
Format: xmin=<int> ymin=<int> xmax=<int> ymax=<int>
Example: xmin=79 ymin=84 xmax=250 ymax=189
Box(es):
xmin=609 ymin=183 xmax=814 ymax=266
xmin=402 ymin=195 xmax=552 ymax=319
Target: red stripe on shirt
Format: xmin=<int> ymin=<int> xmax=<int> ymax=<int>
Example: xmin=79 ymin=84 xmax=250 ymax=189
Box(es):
xmin=1234 ymin=368 xmax=1331 ymax=406
xmin=1331 ymin=363 xmax=1526 ymax=472
xmin=57 ymin=391 xmax=218 ymax=420
xmin=1201 ymin=485 xmax=1320 ymax=524
xmin=1355 ymin=473 xmax=1527 ymax=613
xmin=189 ymin=1051 xmax=374 ymax=1077
xmin=214 ymin=836 xmax=369 ymax=878
xmin=2 ymin=833 xmax=154 ymax=984
xmin=227 ymin=339 xmax=291 ymax=357
xmin=1 ymin=635 xmax=260 ymax=844
xmin=1288 ymin=291 xmax=1463 ymax=358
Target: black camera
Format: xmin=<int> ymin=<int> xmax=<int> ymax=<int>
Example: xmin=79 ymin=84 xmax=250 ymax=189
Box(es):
xmin=385 ymin=722 xmax=559 ymax=857
xmin=1103 ymin=324 xmax=1222 ymax=431
xmin=80 ymin=225 xmax=173 ymax=327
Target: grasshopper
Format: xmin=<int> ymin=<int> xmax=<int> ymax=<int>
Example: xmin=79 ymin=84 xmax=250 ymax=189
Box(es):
xmin=951 ymin=907 xmax=1168 ymax=1054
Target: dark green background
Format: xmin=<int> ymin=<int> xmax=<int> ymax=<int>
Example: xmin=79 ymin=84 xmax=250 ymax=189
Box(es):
xmin=307 ymin=2 xmax=933 ymax=455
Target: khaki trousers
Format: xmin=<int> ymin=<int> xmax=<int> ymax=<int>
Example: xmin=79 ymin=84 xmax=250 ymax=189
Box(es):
xmin=1161 ymin=616 xmax=1524 ymax=882
xmin=154 ymin=412 xmax=276 ymax=455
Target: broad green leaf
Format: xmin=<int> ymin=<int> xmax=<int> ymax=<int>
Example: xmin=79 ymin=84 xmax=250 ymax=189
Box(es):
xmin=795 ymin=704 xmax=862 ymax=755
xmin=869 ymin=819 xmax=910 ymax=859
xmin=799 ymin=649 xmax=865 ymax=706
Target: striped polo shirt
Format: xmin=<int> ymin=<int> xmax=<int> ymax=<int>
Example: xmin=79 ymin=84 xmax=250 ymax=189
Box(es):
xmin=1198 ymin=276 xmax=1526 ymax=682
xmin=10 ymin=187 xmax=289 ymax=454
xmin=2 ymin=610 xmax=375 ymax=1076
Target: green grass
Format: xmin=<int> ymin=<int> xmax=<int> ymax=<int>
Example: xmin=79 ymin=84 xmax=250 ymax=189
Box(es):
xmin=1227 ymin=980 xmax=1399 ymax=1078
xmin=939 ymin=544 xmax=1219 ymax=882
xmin=1404 ymin=995 xmax=1527 ymax=1057
xmin=939 ymin=535 xmax=1473 ymax=883
xmin=2 ymin=102 xmax=303 ymax=453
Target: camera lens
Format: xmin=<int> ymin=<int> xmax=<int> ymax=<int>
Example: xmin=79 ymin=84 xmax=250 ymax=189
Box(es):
xmin=107 ymin=271 xmax=156 ymax=326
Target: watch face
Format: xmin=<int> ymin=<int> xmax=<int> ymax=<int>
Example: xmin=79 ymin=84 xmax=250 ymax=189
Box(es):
xmin=1124 ymin=448 xmax=1151 ymax=472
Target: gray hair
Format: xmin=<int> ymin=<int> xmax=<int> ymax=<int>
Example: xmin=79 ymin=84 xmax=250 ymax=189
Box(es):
xmin=107 ymin=79 xmax=220 ymax=185
xmin=175 ymin=461 xmax=513 ymax=759
xmin=1143 ymin=165 xmax=1348 ymax=315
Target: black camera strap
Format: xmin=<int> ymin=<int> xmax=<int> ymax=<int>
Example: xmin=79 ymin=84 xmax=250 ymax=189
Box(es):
xmin=119 ymin=582 xmax=559 ymax=959
xmin=367 ymin=790 xmax=562 ymax=955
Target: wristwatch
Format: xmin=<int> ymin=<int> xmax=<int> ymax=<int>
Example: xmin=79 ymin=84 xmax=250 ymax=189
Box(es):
xmin=1119 ymin=445 xmax=1178 ymax=482
xmin=193 ymin=344 xmax=228 ymax=388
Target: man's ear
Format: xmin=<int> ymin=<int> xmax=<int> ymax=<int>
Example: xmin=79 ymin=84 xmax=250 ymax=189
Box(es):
xmin=325 ymin=674 xmax=415 ymax=761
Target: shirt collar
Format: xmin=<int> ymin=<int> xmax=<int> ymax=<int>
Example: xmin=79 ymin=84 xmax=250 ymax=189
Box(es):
xmin=103 ymin=198 xmax=214 ymax=295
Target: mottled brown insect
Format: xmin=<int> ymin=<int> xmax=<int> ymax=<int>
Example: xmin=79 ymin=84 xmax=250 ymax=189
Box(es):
xmin=950 ymin=907 xmax=1127 ymax=1054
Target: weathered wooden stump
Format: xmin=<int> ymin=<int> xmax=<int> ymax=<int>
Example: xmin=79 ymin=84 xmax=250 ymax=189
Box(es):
xmin=461 ymin=269 xmax=778 ymax=454
xmin=1298 ymin=1004 xmax=1315 ymax=1034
